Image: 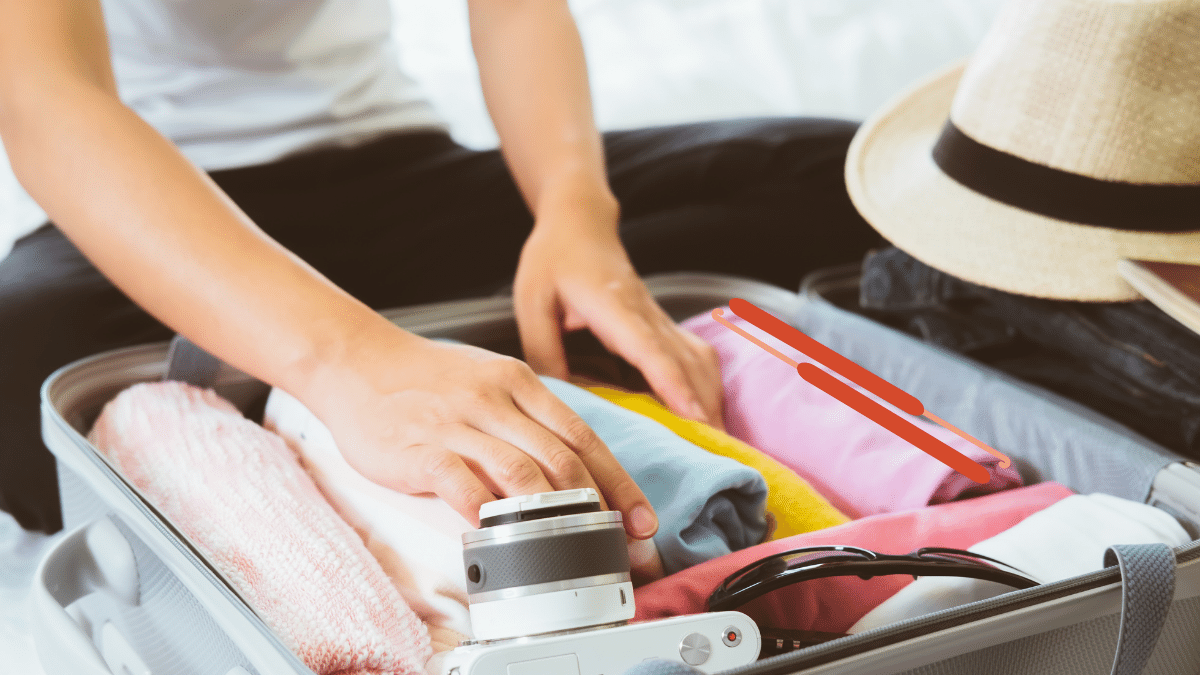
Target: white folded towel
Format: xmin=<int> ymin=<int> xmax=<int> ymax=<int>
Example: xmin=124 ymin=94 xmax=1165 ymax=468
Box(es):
xmin=264 ymin=387 xmax=475 ymax=655
xmin=848 ymin=493 xmax=1191 ymax=634
xmin=264 ymin=387 xmax=670 ymax=657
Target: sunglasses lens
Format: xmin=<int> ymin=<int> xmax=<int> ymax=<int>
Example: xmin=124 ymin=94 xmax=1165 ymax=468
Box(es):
xmin=782 ymin=548 xmax=869 ymax=565
xmin=728 ymin=549 xmax=868 ymax=591
xmin=919 ymin=550 xmax=1030 ymax=578
xmin=920 ymin=550 xmax=969 ymax=561
xmin=729 ymin=558 xmax=788 ymax=590
xmin=919 ymin=550 xmax=993 ymax=566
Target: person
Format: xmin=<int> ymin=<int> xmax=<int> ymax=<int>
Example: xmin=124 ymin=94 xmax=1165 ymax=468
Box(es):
xmin=0 ymin=0 xmax=879 ymax=534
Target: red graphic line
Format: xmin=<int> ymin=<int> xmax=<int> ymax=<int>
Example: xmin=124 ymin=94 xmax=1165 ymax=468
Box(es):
xmin=921 ymin=411 xmax=1012 ymax=469
xmin=795 ymin=363 xmax=991 ymax=484
xmin=712 ymin=306 xmax=1011 ymax=481
xmin=728 ymin=298 xmax=924 ymax=417
xmin=710 ymin=308 xmax=800 ymax=369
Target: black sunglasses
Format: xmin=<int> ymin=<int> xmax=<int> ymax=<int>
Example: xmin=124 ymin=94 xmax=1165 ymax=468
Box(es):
xmin=708 ymin=544 xmax=1039 ymax=647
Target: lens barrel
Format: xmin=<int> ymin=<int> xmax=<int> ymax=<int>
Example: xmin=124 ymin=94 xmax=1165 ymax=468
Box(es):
xmin=463 ymin=490 xmax=635 ymax=641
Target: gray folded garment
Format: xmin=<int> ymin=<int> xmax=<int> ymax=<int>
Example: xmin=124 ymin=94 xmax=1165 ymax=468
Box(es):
xmin=540 ymin=377 xmax=769 ymax=575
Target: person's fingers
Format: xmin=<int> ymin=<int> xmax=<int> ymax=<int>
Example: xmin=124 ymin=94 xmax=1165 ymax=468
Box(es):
xmin=472 ymin=398 xmax=601 ymax=496
xmin=586 ymin=299 xmax=711 ymax=426
xmin=466 ymin=359 xmax=600 ymax=493
xmin=515 ymin=284 xmax=570 ymax=380
xmin=444 ymin=426 xmax=558 ymax=498
xmin=573 ymin=438 xmax=658 ymax=540
xmin=510 ymin=377 xmax=659 ymax=539
xmin=627 ymin=536 xmax=666 ymax=583
xmin=406 ymin=445 xmax=496 ymax=527
xmin=654 ymin=328 xmax=716 ymax=423
xmin=642 ymin=349 xmax=707 ymax=424
xmin=678 ymin=329 xmax=726 ymax=431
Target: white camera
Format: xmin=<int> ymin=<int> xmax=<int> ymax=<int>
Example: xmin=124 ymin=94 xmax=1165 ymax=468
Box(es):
xmin=437 ymin=489 xmax=760 ymax=675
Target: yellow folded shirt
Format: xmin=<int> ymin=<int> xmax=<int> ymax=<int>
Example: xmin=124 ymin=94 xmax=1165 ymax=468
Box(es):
xmin=587 ymin=387 xmax=850 ymax=539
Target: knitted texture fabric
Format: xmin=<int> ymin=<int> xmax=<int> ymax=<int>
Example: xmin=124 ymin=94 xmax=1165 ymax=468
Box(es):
xmin=89 ymin=381 xmax=432 ymax=675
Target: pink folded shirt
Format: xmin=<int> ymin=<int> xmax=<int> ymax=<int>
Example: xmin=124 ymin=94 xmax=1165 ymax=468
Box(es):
xmin=682 ymin=309 xmax=1024 ymax=518
xmin=89 ymin=382 xmax=431 ymax=675
xmin=633 ymin=482 xmax=1074 ymax=634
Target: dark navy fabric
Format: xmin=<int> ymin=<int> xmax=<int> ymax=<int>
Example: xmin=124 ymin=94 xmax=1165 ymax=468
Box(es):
xmin=858 ymin=247 xmax=1200 ymax=461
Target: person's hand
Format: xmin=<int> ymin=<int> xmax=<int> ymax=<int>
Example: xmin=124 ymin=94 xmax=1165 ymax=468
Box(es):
xmin=301 ymin=323 xmax=659 ymax=539
xmin=513 ymin=204 xmax=725 ymax=430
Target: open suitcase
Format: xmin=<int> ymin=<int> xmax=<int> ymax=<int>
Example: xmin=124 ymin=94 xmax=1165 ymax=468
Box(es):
xmin=31 ymin=270 xmax=1200 ymax=675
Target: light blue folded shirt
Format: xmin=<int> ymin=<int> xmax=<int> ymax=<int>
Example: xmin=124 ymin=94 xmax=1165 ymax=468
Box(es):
xmin=540 ymin=377 xmax=769 ymax=575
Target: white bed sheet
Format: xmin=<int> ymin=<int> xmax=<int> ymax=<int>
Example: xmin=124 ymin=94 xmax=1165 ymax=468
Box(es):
xmin=0 ymin=1 xmax=1004 ymax=672
xmin=0 ymin=511 xmax=60 ymax=675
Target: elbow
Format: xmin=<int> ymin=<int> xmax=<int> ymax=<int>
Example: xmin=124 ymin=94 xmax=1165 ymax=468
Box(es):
xmin=0 ymin=77 xmax=46 ymax=180
xmin=0 ymin=75 xmax=18 ymax=141
xmin=0 ymin=69 xmax=48 ymax=153
xmin=0 ymin=73 xmax=120 ymax=193
xmin=0 ymin=87 xmax=28 ymax=175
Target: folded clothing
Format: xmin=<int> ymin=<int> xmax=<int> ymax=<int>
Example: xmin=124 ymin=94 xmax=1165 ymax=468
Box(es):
xmin=267 ymin=386 xmax=475 ymax=653
xmin=849 ymin=492 xmax=1192 ymax=633
xmin=633 ymin=481 xmax=1074 ymax=635
xmin=585 ymin=386 xmax=850 ymax=540
xmin=88 ymin=382 xmax=431 ymax=675
xmin=264 ymin=376 xmax=769 ymax=647
xmin=541 ymin=378 xmax=770 ymax=572
xmin=682 ymin=308 xmax=1025 ymax=518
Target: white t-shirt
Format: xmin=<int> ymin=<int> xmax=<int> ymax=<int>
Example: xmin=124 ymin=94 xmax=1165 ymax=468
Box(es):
xmin=0 ymin=0 xmax=445 ymax=257
xmin=101 ymin=0 xmax=445 ymax=170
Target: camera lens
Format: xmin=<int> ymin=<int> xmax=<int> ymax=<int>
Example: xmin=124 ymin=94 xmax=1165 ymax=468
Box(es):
xmin=462 ymin=489 xmax=635 ymax=642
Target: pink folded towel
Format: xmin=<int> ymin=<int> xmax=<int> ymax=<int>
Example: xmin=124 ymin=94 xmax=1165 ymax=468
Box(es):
xmin=89 ymin=382 xmax=431 ymax=675
xmin=682 ymin=309 xmax=1024 ymax=518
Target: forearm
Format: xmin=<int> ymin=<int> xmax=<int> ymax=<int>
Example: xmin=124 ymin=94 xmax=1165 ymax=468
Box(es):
xmin=468 ymin=0 xmax=617 ymax=231
xmin=1 ymin=78 xmax=409 ymax=406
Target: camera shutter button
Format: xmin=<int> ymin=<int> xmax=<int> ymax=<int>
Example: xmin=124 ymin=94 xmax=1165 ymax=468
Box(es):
xmin=679 ymin=633 xmax=712 ymax=666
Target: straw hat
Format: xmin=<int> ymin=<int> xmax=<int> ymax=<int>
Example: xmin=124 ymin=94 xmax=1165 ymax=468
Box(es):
xmin=845 ymin=0 xmax=1200 ymax=301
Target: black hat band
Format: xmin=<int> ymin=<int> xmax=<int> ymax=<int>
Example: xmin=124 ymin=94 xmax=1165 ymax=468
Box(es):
xmin=931 ymin=120 xmax=1200 ymax=233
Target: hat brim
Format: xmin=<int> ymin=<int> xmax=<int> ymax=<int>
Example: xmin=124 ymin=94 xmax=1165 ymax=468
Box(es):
xmin=845 ymin=61 xmax=1200 ymax=302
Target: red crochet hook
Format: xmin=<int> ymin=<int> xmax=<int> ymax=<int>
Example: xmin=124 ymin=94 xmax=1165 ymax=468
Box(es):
xmin=713 ymin=299 xmax=1011 ymax=484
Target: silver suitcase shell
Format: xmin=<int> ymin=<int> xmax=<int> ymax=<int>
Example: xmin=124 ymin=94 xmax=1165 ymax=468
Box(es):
xmin=33 ymin=272 xmax=1200 ymax=675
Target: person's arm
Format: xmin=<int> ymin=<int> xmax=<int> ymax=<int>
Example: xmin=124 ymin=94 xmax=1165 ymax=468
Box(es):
xmin=0 ymin=0 xmax=657 ymax=537
xmin=467 ymin=0 xmax=726 ymax=429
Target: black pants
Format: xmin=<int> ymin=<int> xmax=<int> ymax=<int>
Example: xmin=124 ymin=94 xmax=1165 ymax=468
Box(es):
xmin=0 ymin=118 xmax=880 ymax=532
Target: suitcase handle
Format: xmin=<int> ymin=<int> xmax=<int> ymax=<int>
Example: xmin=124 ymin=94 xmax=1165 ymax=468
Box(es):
xmin=31 ymin=517 xmax=142 ymax=675
xmin=1104 ymin=544 xmax=1177 ymax=675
